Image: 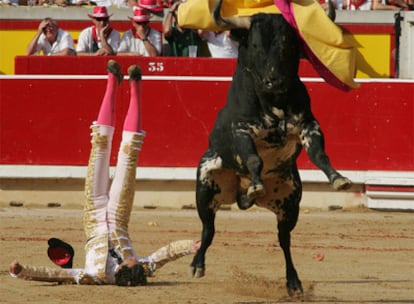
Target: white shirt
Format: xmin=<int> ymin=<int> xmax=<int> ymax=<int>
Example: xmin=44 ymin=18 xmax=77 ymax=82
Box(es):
xmin=112 ymin=0 xmax=128 ymax=8
xmin=76 ymin=26 xmax=120 ymax=54
xmin=36 ymin=29 xmax=75 ymax=56
xmin=348 ymin=0 xmax=372 ymax=10
xmin=200 ymin=31 xmax=238 ymax=58
xmin=70 ymin=0 xmax=112 ymax=5
xmin=117 ymin=28 xmax=162 ymax=56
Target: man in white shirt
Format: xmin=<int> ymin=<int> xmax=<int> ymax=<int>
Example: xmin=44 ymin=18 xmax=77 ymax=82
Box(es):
xmin=76 ymin=6 xmax=120 ymax=56
xmin=198 ymin=30 xmax=238 ymax=58
xmin=117 ymin=6 xmax=162 ymax=56
xmin=27 ymin=18 xmax=75 ymax=56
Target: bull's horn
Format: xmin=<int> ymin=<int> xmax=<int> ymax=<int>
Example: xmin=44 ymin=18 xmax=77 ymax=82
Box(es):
xmin=213 ymin=0 xmax=251 ymax=29
xmin=327 ymin=0 xmax=336 ymax=21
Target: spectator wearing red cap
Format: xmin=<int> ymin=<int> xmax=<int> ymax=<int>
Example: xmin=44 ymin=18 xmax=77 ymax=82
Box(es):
xmin=117 ymin=6 xmax=162 ymax=57
xmin=138 ymin=0 xmax=164 ymax=12
xmin=114 ymin=0 xmax=164 ymax=10
xmin=76 ymin=7 xmax=120 ymax=56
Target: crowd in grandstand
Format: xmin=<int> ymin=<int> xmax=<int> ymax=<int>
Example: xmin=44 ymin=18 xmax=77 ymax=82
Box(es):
xmin=7 ymin=0 xmax=414 ymax=58
xmin=24 ymin=0 xmax=241 ymax=58
xmin=1 ymin=0 xmax=413 ymax=10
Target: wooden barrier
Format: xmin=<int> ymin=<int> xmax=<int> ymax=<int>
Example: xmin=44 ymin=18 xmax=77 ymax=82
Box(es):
xmin=2 ymin=56 xmax=414 ymax=209
xmin=3 ymin=57 xmax=414 ymax=171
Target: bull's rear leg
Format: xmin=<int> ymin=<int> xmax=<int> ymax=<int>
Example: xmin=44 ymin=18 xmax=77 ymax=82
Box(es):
xmin=275 ymin=178 xmax=303 ymax=298
xmin=278 ymin=220 xmax=303 ymax=298
xmin=189 ymin=171 xmax=217 ymax=278
xmin=190 ymin=200 xmax=215 ymax=277
xmin=302 ymin=120 xmax=352 ymax=190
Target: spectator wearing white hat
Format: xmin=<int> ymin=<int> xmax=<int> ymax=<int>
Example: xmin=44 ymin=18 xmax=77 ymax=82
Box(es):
xmin=117 ymin=6 xmax=162 ymax=57
xmin=76 ymin=7 xmax=120 ymax=56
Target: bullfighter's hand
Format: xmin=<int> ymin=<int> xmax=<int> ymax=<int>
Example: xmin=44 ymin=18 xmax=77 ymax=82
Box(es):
xmin=9 ymin=260 xmax=23 ymax=276
xmin=191 ymin=240 xmax=201 ymax=254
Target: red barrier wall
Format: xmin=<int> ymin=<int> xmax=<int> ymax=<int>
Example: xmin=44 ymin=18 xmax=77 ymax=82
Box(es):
xmin=2 ymin=57 xmax=414 ymax=171
xmin=14 ymin=56 xmax=319 ymax=77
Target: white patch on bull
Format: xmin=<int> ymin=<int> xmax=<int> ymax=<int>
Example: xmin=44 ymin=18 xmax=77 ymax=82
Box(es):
xmin=300 ymin=121 xmax=321 ymax=149
xmin=286 ymin=113 xmax=304 ymax=134
xmin=199 ymin=157 xmax=223 ymax=186
xmin=271 ymin=107 xmax=285 ymax=119
xmin=278 ymin=120 xmax=286 ymax=132
xmin=235 ymin=154 xmax=242 ymax=166
xmin=263 ymin=114 xmax=273 ymax=127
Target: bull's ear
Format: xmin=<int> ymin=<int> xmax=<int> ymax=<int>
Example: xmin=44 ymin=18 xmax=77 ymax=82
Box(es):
xmin=230 ymin=29 xmax=248 ymax=45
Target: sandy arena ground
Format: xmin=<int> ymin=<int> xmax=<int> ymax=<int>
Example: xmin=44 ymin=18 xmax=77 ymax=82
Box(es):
xmin=0 ymin=205 xmax=413 ymax=304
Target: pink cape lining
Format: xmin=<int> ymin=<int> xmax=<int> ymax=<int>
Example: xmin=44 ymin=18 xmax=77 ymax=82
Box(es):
xmin=274 ymin=0 xmax=353 ymax=91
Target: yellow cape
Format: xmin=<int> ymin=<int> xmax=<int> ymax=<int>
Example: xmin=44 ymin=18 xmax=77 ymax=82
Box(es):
xmin=177 ymin=0 xmax=359 ymax=91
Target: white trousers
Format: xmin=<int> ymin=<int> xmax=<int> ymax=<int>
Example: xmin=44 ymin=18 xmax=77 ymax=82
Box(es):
xmin=83 ymin=123 xmax=145 ymax=283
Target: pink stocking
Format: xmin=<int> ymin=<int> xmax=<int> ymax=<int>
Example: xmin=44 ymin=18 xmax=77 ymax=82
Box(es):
xmin=123 ymin=78 xmax=142 ymax=132
xmin=96 ymin=72 xmax=119 ymax=127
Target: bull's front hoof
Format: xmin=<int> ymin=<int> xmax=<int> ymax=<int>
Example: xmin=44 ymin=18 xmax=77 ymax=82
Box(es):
xmin=287 ymin=279 xmax=304 ymax=299
xmin=332 ymin=176 xmax=352 ymax=191
xmin=247 ymin=183 xmax=266 ymax=199
xmin=188 ymin=266 xmax=205 ymax=278
xmin=237 ymin=193 xmax=255 ymax=210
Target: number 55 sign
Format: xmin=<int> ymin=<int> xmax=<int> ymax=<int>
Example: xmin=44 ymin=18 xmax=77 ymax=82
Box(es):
xmin=148 ymin=61 xmax=165 ymax=73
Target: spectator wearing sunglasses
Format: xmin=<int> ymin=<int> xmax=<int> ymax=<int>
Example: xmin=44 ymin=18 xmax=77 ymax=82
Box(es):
xmin=118 ymin=6 xmax=162 ymax=56
xmin=76 ymin=7 xmax=120 ymax=56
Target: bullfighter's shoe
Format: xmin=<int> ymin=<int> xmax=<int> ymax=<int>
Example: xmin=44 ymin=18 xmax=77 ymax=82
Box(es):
xmin=128 ymin=64 xmax=142 ymax=81
xmin=107 ymin=59 xmax=123 ymax=85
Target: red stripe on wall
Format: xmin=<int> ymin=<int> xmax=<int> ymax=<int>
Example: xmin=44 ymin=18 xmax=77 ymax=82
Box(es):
xmin=340 ymin=24 xmax=395 ymax=35
xmin=366 ymin=185 xmax=414 ymax=192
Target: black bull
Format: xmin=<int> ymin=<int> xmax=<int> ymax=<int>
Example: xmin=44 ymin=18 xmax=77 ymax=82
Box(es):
xmin=188 ymin=7 xmax=352 ymax=298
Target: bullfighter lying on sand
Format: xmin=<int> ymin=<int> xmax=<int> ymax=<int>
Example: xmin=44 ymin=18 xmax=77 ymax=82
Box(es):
xmin=9 ymin=60 xmax=200 ymax=286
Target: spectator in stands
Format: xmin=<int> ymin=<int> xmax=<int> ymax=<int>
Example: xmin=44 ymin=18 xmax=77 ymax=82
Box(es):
xmin=347 ymin=0 xmax=408 ymax=9
xmin=138 ymin=0 xmax=164 ymax=12
xmin=76 ymin=7 xmax=120 ymax=56
xmin=197 ymin=30 xmax=238 ymax=58
xmin=113 ymin=0 xmax=164 ymax=9
xmin=27 ymin=18 xmax=75 ymax=56
xmin=163 ymin=0 xmax=202 ymax=56
xmin=117 ymin=6 xmax=162 ymax=56
xmin=372 ymin=0 xmax=408 ymax=9
xmin=319 ymin=0 xmax=344 ymax=10
xmin=112 ymin=0 xmax=134 ymax=8
xmin=69 ymin=0 xmax=92 ymax=5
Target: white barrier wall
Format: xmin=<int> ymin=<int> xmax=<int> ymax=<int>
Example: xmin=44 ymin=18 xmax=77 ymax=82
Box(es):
xmin=399 ymin=11 xmax=414 ymax=79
